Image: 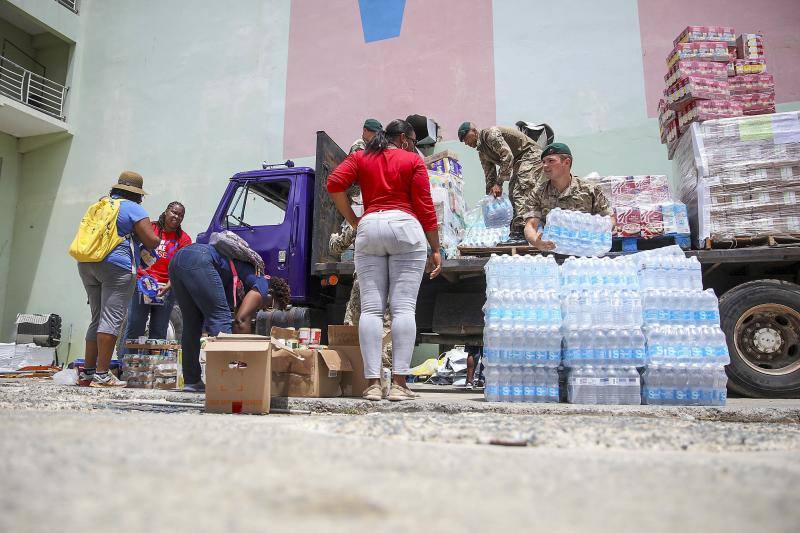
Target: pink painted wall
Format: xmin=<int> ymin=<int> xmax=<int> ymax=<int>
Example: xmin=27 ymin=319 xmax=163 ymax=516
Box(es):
xmin=637 ymin=0 xmax=800 ymax=116
xmin=283 ymin=0 xmax=496 ymax=158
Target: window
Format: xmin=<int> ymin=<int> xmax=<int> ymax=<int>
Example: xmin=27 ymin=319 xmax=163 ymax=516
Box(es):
xmin=225 ymin=180 xmax=290 ymax=228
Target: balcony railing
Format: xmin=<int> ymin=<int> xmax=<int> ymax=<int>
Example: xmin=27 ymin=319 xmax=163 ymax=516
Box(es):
xmin=0 ymin=57 xmax=68 ymax=120
xmin=56 ymin=0 xmax=78 ymax=13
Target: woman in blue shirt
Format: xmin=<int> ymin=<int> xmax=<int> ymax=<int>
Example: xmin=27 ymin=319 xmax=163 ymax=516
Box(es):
xmin=77 ymin=171 xmax=160 ymax=387
xmin=168 ymin=243 xmax=281 ymax=392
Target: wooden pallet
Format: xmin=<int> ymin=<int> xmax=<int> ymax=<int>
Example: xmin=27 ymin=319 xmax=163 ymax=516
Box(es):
xmin=457 ymin=245 xmax=544 ymax=257
xmin=703 ymin=233 xmax=800 ymax=249
xmin=612 ymin=234 xmax=691 ymax=253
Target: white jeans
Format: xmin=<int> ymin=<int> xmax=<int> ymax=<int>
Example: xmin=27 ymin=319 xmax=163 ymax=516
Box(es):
xmin=355 ymin=210 xmax=427 ymax=378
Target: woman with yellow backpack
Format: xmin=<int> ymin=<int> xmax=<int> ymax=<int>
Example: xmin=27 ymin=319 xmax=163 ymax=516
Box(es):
xmin=69 ymin=171 xmax=161 ymax=387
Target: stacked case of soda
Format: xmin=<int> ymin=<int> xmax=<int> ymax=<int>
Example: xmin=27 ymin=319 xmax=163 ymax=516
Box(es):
xmin=586 ymin=175 xmax=690 ymax=240
xmin=661 ymin=27 xmax=776 ymax=158
xmin=636 ymin=248 xmax=729 ymax=405
xmin=561 ymin=257 xmax=645 ymax=404
xmin=483 ymin=255 xmax=562 ymax=403
xmin=541 ymin=208 xmax=612 ymax=257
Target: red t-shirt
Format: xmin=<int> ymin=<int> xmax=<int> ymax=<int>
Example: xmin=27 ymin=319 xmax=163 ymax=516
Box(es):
xmin=139 ymin=224 xmax=193 ymax=283
xmin=326 ymin=148 xmax=438 ymax=232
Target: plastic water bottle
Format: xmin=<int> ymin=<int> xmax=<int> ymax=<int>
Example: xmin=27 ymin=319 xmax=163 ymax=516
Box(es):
xmin=534 ymin=366 xmax=547 ymax=403
xmin=547 ymin=368 xmax=560 ymax=403
xmin=511 ymin=365 xmax=525 ymax=403
xmin=523 ymin=366 xmax=536 ymax=402
xmin=499 ymin=366 xmax=512 ymax=402
xmin=484 ymin=366 xmax=500 ymax=402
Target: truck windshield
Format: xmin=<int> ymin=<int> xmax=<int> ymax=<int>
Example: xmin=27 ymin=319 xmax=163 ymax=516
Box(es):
xmin=225 ymin=179 xmax=290 ymax=228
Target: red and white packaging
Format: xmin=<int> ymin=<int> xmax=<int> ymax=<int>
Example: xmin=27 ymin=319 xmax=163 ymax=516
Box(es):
xmin=615 ymin=207 xmax=641 ymax=237
xmin=643 ymin=175 xmax=671 ymax=204
xmin=731 ymin=91 xmax=776 ymax=115
xmin=675 ymin=26 xmax=736 ymax=46
xmin=667 ymin=42 xmax=730 ymax=67
xmin=664 ymin=60 xmax=728 ymax=87
xmin=729 ymin=73 xmax=774 ymax=94
xmin=677 ymin=100 xmax=743 ymax=132
xmin=736 ymin=33 xmax=765 ymax=59
xmin=735 ymin=58 xmax=767 ymax=75
xmin=640 ymin=209 xmax=665 ymax=238
xmin=666 ymin=76 xmax=730 ymax=107
xmin=611 ymin=177 xmax=638 ymax=207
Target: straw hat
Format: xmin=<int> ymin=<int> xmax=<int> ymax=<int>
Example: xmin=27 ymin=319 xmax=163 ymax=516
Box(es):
xmin=114 ymin=171 xmax=147 ymax=195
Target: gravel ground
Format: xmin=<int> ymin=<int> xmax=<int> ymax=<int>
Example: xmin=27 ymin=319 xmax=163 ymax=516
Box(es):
xmin=1 ymin=380 xmax=799 ymax=533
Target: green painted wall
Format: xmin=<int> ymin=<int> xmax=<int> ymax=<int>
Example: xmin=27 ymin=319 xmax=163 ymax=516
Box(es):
xmin=0 ymin=132 xmax=21 ymax=334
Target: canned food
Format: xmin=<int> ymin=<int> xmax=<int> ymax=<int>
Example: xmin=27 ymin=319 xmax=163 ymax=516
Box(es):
xmin=286 ymin=339 xmax=300 ymax=350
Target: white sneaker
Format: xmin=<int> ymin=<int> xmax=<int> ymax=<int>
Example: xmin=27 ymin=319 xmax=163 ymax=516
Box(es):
xmin=89 ymin=372 xmax=127 ymax=388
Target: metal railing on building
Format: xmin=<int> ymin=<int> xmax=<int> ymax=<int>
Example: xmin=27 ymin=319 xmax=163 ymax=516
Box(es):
xmin=56 ymin=0 xmax=79 ymax=13
xmin=0 ymin=57 xmax=68 ymax=120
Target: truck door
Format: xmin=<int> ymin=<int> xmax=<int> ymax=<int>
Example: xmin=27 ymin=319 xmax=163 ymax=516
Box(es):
xmin=219 ymin=172 xmax=311 ymax=302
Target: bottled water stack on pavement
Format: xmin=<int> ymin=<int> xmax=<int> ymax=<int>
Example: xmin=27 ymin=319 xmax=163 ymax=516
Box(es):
xmin=483 ymin=254 xmax=562 ymax=403
xmin=561 ymin=256 xmax=644 ymax=404
xmin=542 ymin=208 xmax=613 ymax=257
xmin=638 ymin=252 xmax=729 ymax=405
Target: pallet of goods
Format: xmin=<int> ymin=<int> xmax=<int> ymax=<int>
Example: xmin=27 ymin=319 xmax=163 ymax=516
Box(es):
xmin=425 ymin=151 xmax=467 ymax=259
xmin=659 ymin=27 xmax=775 ymax=159
xmin=585 ymin=175 xmax=690 ymax=251
xmin=673 ymin=112 xmax=800 ymax=248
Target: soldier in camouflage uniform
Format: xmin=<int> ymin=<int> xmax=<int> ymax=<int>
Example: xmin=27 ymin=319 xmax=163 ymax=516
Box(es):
xmin=349 ymin=118 xmax=383 ymax=155
xmin=458 ymin=122 xmax=544 ymax=241
xmin=329 ymin=224 xmax=393 ymax=368
xmin=522 ymin=142 xmax=614 ymax=250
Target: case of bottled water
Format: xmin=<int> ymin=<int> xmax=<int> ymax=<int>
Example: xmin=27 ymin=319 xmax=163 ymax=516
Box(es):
xmin=542 ymin=208 xmax=613 ymax=257
xmin=637 ymin=250 xmax=728 ymax=405
xmin=641 ymin=363 xmax=727 ymax=406
xmin=483 ymin=254 xmax=562 ymax=402
xmin=481 ymin=194 xmax=513 ymax=229
xmin=461 ymin=227 xmax=509 ymax=248
xmin=567 ymin=366 xmax=642 ymax=405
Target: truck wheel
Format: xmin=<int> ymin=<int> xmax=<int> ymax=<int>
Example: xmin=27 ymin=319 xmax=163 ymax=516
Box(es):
xmin=719 ymin=280 xmax=800 ymax=398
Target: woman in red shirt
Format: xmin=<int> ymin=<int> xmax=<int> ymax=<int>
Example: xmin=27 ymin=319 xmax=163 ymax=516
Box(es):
xmin=328 ymin=119 xmax=441 ymax=402
xmin=121 ymin=201 xmax=192 ymax=352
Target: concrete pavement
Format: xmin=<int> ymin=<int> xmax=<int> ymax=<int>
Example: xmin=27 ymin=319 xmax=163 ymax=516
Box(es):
xmin=1 ymin=379 xmax=799 ymax=533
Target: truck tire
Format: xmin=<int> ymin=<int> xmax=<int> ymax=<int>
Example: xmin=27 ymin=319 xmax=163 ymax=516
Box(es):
xmin=719 ymin=279 xmax=800 ymax=398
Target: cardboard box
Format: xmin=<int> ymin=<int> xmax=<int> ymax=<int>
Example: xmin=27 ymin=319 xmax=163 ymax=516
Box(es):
xmin=327 ymin=325 xmax=391 ymax=398
xmin=269 ymin=327 xmax=352 ymax=398
xmin=205 ymin=335 xmax=272 ymax=414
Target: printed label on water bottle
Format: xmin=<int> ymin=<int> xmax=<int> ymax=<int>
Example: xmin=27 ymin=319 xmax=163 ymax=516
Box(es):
xmin=523 ymin=385 xmax=536 ymax=397
xmin=535 ymin=385 xmax=547 ymax=398
xmin=512 ymin=385 xmax=524 ymax=398
xmin=548 ymin=386 xmax=559 ymax=399
xmin=501 ymin=385 xmax=512 ymax=396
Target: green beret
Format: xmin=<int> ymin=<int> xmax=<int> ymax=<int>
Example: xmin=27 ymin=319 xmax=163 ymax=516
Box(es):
xmin=457 ymin=121 xmax=472 ymax=141
xmin=541 ymin=142 xmax=572 ymax=160
xmin=363 ymin=118 xmax=382 ymax=132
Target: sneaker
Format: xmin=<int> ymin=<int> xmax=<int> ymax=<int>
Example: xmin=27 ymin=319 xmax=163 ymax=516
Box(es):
xmin=362 ymin=383 xmax=383 ymax=401
xmin=89 ymin=372 xmax=127 ymax=388
xmin=387 ymin=384 xmax=417 ymax=402
xmin=183 ymin=381 xmax=206 ymax=393
xmin=465 ymin=382 xmax=474 ymax=390
xmin=78 ymin=371 xmax=93 ymax=387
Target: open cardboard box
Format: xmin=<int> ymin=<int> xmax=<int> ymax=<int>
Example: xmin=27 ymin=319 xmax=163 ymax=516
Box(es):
xmin=204 ymin=334 xmax=272 ymax=414
xmin=327 ymin=325 xmax=390 ymax=398
xmin=269 ymin=327 xmax=352 ymax=397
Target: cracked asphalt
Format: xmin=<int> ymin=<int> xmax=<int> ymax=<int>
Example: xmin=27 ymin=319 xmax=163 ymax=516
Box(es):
xmin=1 ymin=380 xmax=799 ymax=533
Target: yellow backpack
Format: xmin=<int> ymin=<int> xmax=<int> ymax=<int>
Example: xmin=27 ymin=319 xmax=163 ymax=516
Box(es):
xmin=68 ymin=197 xmax=125 ymax=262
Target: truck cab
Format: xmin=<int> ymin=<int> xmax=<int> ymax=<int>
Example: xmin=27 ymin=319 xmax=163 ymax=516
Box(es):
xmin=196 ymin=164 xmax=316 ymax=304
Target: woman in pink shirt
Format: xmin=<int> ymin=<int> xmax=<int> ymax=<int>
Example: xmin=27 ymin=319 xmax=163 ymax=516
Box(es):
xmin=328 ymin=119 xmax=441 ymax=402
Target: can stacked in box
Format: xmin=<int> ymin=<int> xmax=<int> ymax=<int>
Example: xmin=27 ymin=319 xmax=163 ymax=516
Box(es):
xmin=122 ymin=339 xmax=180 ymax=389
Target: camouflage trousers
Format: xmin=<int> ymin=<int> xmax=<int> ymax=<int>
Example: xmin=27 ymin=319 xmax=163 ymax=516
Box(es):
xmin=343 ymin=276 xmax=393 ymax=368
xmin=507 ymin=152 xmax=545 ymax=231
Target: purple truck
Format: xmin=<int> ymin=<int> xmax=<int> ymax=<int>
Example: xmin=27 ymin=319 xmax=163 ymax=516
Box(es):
xmin=187 ymin=131 xmax=800 ymax=398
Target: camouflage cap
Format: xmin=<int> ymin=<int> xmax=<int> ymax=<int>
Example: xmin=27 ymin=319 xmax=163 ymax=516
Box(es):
xmin=457 ymin=121 xmax=473 ymax=141
xmin=541 ymin=142 xmax=572 ymax=160
xmin=363 ymin=118 xmax=383 ymax=132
